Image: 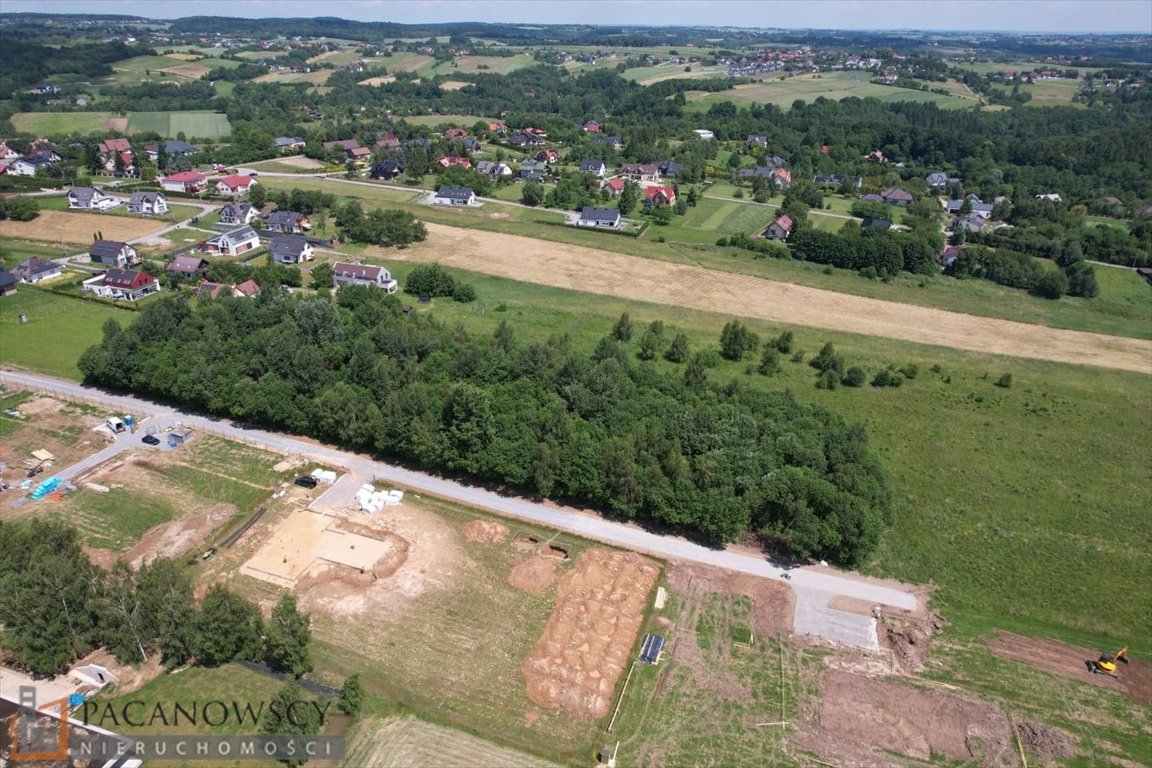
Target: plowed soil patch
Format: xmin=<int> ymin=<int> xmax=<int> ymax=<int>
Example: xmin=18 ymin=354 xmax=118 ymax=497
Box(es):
xmin=464 ymin=519 xmax=508 ymax=544
xmin=388 ymin=223 xmax=1152 ymax=373
xmin=808 ymin=670 xmax=1017 ymax=767
xmin=988 ymin=630 xmax=1152 ymax=705
xmin=523 ymin=548 xmax=660 ymax=718
xmin=509 ymin=557 xmax=557 ymax=595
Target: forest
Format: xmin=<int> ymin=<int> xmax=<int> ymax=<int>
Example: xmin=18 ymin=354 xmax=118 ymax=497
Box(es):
xmin=77 ymin=287 xmax=892 ymax=568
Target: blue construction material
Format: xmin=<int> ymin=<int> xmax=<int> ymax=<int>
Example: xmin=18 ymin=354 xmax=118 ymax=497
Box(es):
xmin=30 ymin=476 xmax=61 ymax=500
xmin=68 ymin=692 xmax=86 ymax=708
xmin=639 ymin=633 xmax=666 ymax=664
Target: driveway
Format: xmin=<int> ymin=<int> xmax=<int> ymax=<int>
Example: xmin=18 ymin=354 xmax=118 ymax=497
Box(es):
xmin=0 ymin=370 xmax=919 ymax=650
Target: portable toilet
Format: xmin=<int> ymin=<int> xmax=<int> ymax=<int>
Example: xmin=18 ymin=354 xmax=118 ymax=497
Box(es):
xmin=123 ymin=415 xmax=136 ymax=433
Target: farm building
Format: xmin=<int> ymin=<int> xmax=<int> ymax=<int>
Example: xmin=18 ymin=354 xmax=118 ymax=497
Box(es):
xmin=82 ymin=269 xmax=160 ymax=302
xmin=332 ymin=262 xmax=398 ymax=292
xmin=89 ymin=239 xmax=139 ymax=268
xmin=128 ymin=191 xmax=168 ymax=215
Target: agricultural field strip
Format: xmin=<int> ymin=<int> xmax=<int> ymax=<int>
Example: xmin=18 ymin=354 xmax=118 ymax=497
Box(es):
xmin=0 ymin=369 xmax=917 ymax=651
xmin=390 ymin=223 xmax=1151 ymax=373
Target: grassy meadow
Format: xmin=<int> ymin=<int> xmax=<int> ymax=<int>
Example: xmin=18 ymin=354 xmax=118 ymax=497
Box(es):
xmin=685 ymin=71 xmax=974 ymax=110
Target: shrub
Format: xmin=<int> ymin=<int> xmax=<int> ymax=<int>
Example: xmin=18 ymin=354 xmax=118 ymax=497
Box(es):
xmin=842 ymin=367 xmax=867 ymax=387
xmin=772 ymin=330 xmax=794 ymax=353
xmin=996 ymin=373 xmax=1013 ymax=388
xmin=816 ymin=369 xmax=839 ymax=389
xmin=405 ymin=263 xmax=456 ymax=297
xmin=452 ymin=283 xmax=477 ymax=303
xmin=898 ymin=364 xmax=919 ymax=380
xmin=810 ymin=342 xmax=844 ymax=374
xmin=871 ymin=369 xmax=904 ymax=388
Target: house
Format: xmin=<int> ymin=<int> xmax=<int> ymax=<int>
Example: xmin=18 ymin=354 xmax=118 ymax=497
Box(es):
xmin=577 ymin=206 xmax=622 ymax=229
xmin=128 ymin=191 xmax=168 ymax=215
xmin=332 ymin=262 xmax=398 ymax=292
xmin=160 ymin=171 xmax=208 ymax=193
xmin=769 ymin=154 xmax=787 ymax=168
xmin=880 ymin=187 xmax=914 ymax=206
xmin=813 ymin=174 xmax=861 ymax=188
xmin=375 ymin=133 xmax=401 ymax=151
xmin=101 ymin=150 xmax=137 ymax=177
xmin=602 ymin=178 xmax=625 ymax=195
xmin=475 ymin=160 xmax=514 ymax=178
xmin=165 ymin=255 xmax=209 ymax=277
xmin=578 ymin=159 xmax=606 ymax=177
xmin=936 ymin=244 xmax=964 ymax=269
xmin=219 ymin=202 xmax=260 ymax=226
xmin=98 ymin=137 xmax=132 ymax=156
xmin=925 ymin=172 xmax=950 ymax=188
xmin=216 ymin=175 xmax=257 ymax=197
xmin=13 ymin=257 xmax=62 ymax=283
xmin=0 ymin=269 xmax=17 ymax=296
xmin=762 ymin=215 xmax=794 ymax=240
xmin=443 ymin=128 xmax=469 ymax=139
xmin=270 ymin=234 xmax=315 ymax=264
xmin=266 ymin=211 xmax=310 ymax=234
xmin=0 ymin=141 xmax=19 ymax=161
xmin=1101 ymin=195 xmax=1125 ymax=209
xmin=943 ymin=198 xmax=994 ymax=219
xmin=692 ymin=129 xmax=715 ymax=140
xmin=866 ymin=149 xmax=886 ymax=163
xmin=593 ymin=135 xmax=623 ymax=149
xmin=162 ymin=140 xmax=198 ymax=156
xmin=658 ymin=160 xmax=684 ymax=178
xmin=436 ymin=156 xmax=472 ymax=169
xmin=82 ymin=269 xmax=160 ymax=301
xmin=860 ymin=193 xmax=884 ymax=203
xmin=955 ymin=213 xmax=989 ymax=233
xmin=370 ymin=158 xmax=405 ymax=180
xmin=323 ymin=138 xmax=361 ymax=153
xmin=534 ymin=149 xmax=560 ymax=164
xmin=348 ymin=146 xmax=371 ymax=162
xmin=67 ymin=186 xmax=119 ymax=211
xmin=203 ymin=226 xmax=261 ymax=257
xmin=644 ymin=186 xmax=677 ymax=206
xmin=747 ymin=134 xmax=768 ymax=147
xmin=233 ymin=278 xmax=261 ymax=298
xmin=621 ymin=163 xmax=661 ymax=183
xmin=770 ymin=168 xmax=792 ymax=189
xmin=488 ymin=122 xmax=509 ymax=134
xmin=7 ymin=151 xmax=60 ymax=176
xmin=860 ymin=217 xmax=892 ymax=231
xmin=507 ymin=132 xmax=545 ymax=147
xmin=273 ymin=136 xmax=306 ymax=152
xmin=583 ymin=120 xmax=601 ymax=133
xmin=738 ymin=167 xmax=775 ymax=179
xmin=433 ymin=186 xmax=478 ymax=206
xmin=519 ymin=160 xmax=548 ymax=181
xmin=89 ymin=239 xmax=139 ymax=268
xmin=197 ymin=281 xmax=225 ymax=300
xmin=1036 ymin=193 xmax=1062 ymax=203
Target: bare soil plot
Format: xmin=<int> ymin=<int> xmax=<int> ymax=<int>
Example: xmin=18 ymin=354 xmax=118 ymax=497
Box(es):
xmin=360 ymin=75 xmax=396 ymax=86
xmin=343 ymin=715 xmax=560 ymax=768
xmin=274 ymin=155 xmax=325 ymax=169
xmin=464 ymin=519 xmax=509 ymax=543
xmin=988 ymin=631 xmax=1152 ymax=705
xmin=391 ymin=223 xmax=1152 ymax=373
xmin=806 ymin=670 xmax=1017 ymax=767
xmin=0 ymin=397 xmax=109 ymax=505
xmin=160 ymin=62 xmax=211 ymax=79
xmin=0 ymin=210 xmax=164 ymax=244
xmin=523 ymin=548 xmax=660 ymax=718
xmin=439 ymin=80 xmax=470 ymax=90
xmin=87 ymin=501 xmax=236 ymax=570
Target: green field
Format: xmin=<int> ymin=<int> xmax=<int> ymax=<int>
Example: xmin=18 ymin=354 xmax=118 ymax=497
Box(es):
xmin=396 ymin=113 xmax=498 ymax=126
xmin=10 ymin=111 xmax=120 ymax=135
xmin=686 ymin=71 xmax=974 ymax=110
xmin=0 ymin=288 xmax=127 ymax=379
xmin=126 ymin=110 xmax=232 ymax=139
xmin=427 ymin=53 xmax=536 ymax=77
xmin=1016 ymin=78 xmax=1086 ymax=107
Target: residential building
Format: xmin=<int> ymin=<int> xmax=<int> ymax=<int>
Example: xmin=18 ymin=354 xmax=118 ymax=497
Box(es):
xmin=583 ymin=120 xmax=601 ymax=133
xmin=165 ymin=255 xmax=209 ymax=277
xmin=233 ymin=279 xmax=261 ymax=298
xmin=880 ymin=187 xmax=914 ymax=206
xmin=323 ymin=138 xmax=361 ymax=153
xmin=692 ymin=129 xmax=715 ymax=140
xmin=658 ymin=160 xmax=684 ymax=178
xmin=593 ymin=135 xmax=623 ymax=149
xmin=82 ymin=269 xmax=160 ymax=301
xmin=7 ymin=151 xmax=60 ymax=176
xmin=576 ymin=206 xmax=621 ymax=229
xmin=272 ymin=136 xmax=306 ymax=152
xmin=437 ymin=156 xmax=472 ymax=169
xmin=860 ymin=217 xmax=892 ymax=231
xmin=332 ymin=262 xmax=398 ymax=292
xmin=475 ymin=160 xmax=513 ymax=179
xmin=747 ymin=134 xmax=768 ymax=148
xmin=203 ymin=226 xmax=261 ymax=257
xmin=216 ymin=175 xmax=257 ymax=197
xmin=621 ymin=163 xmax=661 ymax=183
xmin=266 ymin=211 xmax=310 ymax=234
xmin=128 ymin=191 xmax=168 ymax=215
xmin=13 ymin=257 xmax=62 ymax=283
xmin=534 ymin=149 xmax=560 ymax=164
xmin=644 ymin=186 xmax=677 ymax=206
xmin=67 ymin=187 xmax=119 ymax=211
xmin=602 ymin=178 xmax=625 ymax=195
xmin=219 ymin=202 xmax=259 ymax=226
xmin=89 ymin=240 xmax=139 ymax=268
xmin=0 ymin=269 xmax=17 ymax=296
xmin=578 ymin=160 xmax=607 ymax=177
xmin=433 ymin=186 xmax=477 ymax=206
xmin=160 ymin=171 xmax=208 ymax=193
xmin=762 ymin=215 xmax=794 ymax=240
xmin=370 ymin=158 xmax=405 ymax=180
xmin=270 ymin=235 xmax=315 ymax=264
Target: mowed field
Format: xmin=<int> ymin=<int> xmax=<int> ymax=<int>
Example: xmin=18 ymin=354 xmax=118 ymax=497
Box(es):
xmin=0 ymin=210 xmax=163 ymax=244
xmin=253 ymin=69 xmax=334 ymax=85
xmin=344 ymin=716 xmax=560 ymax=768
xmin=11 ymin=110 xmax=231 ymax=138
xmin=0 ymin=290 xmax=125 ymax=379
xmin=388 ymin=222 xmax=1152 ymax=372
xmin=426 ymin=53 xmax=536 ymax=76
xmin=686 ymin=71 xmax=973 ymax=110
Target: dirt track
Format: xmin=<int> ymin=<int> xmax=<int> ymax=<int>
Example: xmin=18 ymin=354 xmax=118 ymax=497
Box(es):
xmin=391 ymin=223 xmax=1152 ymax=373
xmin=989 ymin=631 xmax=1152 ymax=705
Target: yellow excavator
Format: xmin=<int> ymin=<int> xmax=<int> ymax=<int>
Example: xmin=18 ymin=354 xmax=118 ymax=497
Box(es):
xmin=1087 ymin=646 xmax=1129 ymax=677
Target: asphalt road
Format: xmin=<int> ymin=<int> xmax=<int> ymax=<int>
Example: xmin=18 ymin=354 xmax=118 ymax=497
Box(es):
xmin=0 ymin=369 xmax=919 ymax=650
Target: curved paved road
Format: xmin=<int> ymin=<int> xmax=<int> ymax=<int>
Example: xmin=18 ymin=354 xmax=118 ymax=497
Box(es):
xmin=0 ymin=370 xmax=919 ymax=650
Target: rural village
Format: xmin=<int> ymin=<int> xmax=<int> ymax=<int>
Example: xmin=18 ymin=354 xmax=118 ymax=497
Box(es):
xmin=0 ymin=8 xmax=1149 ymax=768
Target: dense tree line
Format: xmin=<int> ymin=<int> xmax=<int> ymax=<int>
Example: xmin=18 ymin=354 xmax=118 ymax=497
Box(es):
xmin=0 ymin=519 xmax=311 ymax=676
xmin=0 ymin=40 xmax=147 ymax=96
xmin=77 ymin=288 xmax=891 ymax=566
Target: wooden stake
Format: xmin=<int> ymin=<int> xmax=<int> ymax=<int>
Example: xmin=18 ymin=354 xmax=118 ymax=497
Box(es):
xmin=1010 ymin=714 xmax=1029 ymax=768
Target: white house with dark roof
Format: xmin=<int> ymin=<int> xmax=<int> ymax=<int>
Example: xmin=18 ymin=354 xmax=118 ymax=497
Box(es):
xmin=577 ymin=206 xmax=621 ymax=229
xmin=128 ymin=191 xmax=168 ymax=215
xmin=89 ymin=240 xmax=139 ymax=268
xmin=219 ymin=201 xmax=259 ymax=226
xmin=67 ymin=186 xmax=119 ymax=211
xmin=273 ymin=136 xmax=306 ymax=152
xmin=332 ymin=262 xmax=398 ymax=292
xmin=270 ymin=235 xmax=315 ymax=264
xmin=266 ymin=211 xmax=309 ymax=234
xmin=165 ymin=255 xmax=209 ymax=277
xmin=433 ymin=186 xmax=478 ymax=206
xmin=203 ymin=226 xmax=261 ymax=257
xmin=82 ymin=269 xmax=159 ymax=301
xmin=13 ymin=257 xmax=62 ymax=283
xmin=578 ymin=160 xmax=606 ymax=178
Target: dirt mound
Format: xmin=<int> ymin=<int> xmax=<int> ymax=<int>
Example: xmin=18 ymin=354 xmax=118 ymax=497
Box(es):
xmin=807 ymin=670 xmax=1017 ymax=767
xmin=988 ymin=631 xmax=1152 ymax=705
xmin=1018 ymin=720 xmax=1077 ymax=764
xmin=509 ymin=557 xmax=557 ymax=595
xmin=523 ymin=548 xmax=660 ymax=718
xmin=880 ymin=610 xmax=949 ymax=673
xmin=464 ymin=519 xmax=509 ymax=544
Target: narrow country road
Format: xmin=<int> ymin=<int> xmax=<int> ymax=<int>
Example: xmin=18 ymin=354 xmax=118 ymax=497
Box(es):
xmin=0 ymin=369 xmax=920 ymax=650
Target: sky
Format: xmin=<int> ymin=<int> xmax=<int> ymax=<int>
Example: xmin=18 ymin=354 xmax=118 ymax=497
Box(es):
xmin=4 ymin=0 xmax=1151 ymax=34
